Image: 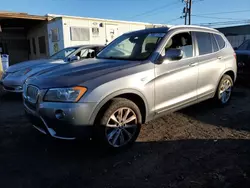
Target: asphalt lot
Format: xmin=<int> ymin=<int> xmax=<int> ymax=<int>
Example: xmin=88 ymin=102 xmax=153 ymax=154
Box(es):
xmin=0 ymin=86 xmax=250 ymax=188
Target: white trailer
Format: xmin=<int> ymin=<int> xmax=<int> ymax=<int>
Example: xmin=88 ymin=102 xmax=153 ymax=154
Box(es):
xmin=46 ymin=14 xmax=166 ymax=56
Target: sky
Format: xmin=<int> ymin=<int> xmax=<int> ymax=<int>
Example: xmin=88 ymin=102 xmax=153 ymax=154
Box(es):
xmin=1 ymin=0 xmax=250 ymax=26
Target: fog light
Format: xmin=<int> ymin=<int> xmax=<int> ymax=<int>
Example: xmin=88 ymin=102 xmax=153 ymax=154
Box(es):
xmin=55 ymin=110 xmax=65 ymax=120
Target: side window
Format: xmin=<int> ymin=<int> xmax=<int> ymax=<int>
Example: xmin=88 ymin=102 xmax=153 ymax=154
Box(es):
xmin=165 ymin=32 xmax=193 ymax=58
xmin=195 ymin=32 xmax=213 ymax=55
xmin=211 ymin=34 xmax=219 ymax=52
xmin=214 ymin=34 xmax=226 ymax=49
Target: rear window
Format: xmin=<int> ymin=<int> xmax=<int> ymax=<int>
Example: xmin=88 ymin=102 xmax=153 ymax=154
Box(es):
xmin=195 ymin=32 xmax=213 ymax=55
xmin=214 ymin=34 xmax=225 ymax=49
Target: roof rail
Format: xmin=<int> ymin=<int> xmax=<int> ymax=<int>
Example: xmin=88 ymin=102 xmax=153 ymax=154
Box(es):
xmin=169 ymin=25 xmax=219 ymax=32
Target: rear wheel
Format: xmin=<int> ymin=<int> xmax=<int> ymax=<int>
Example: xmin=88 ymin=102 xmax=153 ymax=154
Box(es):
xmin=215 ymin=75 xmax=233 ymax=105
xmin=95 ymin=98 xmax=142 ymax=149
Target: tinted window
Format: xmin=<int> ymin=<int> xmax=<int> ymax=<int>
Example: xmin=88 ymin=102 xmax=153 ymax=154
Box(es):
xmin=211 ymin=34 xmax=219 ymax=52
xmin=196 ymin=32 xmax=213 ymax=55
xmin=165 ymin=32 xmax=193 ymax=58
xmin=214 ymin=34 xmax=225 ymax=49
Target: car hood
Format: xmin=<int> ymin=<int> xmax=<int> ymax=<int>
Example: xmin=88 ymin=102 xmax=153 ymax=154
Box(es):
xmin=26 ymin=58 xmax=142 ymax=88
xmin=6 ymin=58 xmax=65 ymax=73
xmin=235 ymin=50 xmax=250 ymax=56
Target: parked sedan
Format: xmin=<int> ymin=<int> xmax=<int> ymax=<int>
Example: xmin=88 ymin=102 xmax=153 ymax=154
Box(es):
xmin=234 ymin=39 xmax=250 ymax=81
xmin=0 ymin=45 xmax=104 ymax=92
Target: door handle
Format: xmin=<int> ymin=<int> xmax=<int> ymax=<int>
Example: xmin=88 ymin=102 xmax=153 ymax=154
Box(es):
xmin=217 ymin=56 xmax=223 ymax=60
xmin=189 ymin=62 xmax=198 ymax=67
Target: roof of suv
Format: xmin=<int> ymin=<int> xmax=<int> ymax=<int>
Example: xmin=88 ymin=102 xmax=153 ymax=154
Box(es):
xmin=127 ymin=25 xmax=220 ymax=35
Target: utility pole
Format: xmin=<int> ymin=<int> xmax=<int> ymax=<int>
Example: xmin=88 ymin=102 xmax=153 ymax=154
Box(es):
xmin=188 ymin=0 xmax=192 ymax=25
xmin=182 ymin=0 xmax=188 ymax=25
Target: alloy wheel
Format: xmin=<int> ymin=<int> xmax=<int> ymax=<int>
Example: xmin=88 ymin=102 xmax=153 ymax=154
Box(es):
xmin=219 ymin=78 xmax=232 ymax=104
xmin=105 ymin=107 xmax=138 ymax=147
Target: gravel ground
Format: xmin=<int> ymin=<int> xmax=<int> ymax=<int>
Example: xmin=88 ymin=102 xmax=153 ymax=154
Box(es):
xmin=0 ymin=86 xmax=250 ymax=188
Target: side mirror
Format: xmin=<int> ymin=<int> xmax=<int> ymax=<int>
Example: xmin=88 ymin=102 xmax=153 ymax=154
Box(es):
xmin=158 ymin=48 xmax=183 ymax=64
xmin=68 ymin=56 xmax=80 ymax=62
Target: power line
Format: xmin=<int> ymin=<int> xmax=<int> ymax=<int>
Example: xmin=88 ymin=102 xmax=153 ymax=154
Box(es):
xmin=196 ymin=19 xmax=250 ymax=27
xmin=136 ymin=4 xmax=182 ymax=18
xmin=192 ymin=15 xmax=243 ymax=21
xmin=195 ymin=9 xmax=250 ymax=16
xmin=129 ymin=1 xmax=181 ymax=19
xmin=166 ymin=17 xmax=182 ymax=23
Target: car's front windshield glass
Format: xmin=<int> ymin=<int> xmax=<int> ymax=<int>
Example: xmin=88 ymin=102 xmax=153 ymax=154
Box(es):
xmin=97 ymin=32 xmax=166 ymax=61
xmin=50 ymin=47 xmax=78 ymax=59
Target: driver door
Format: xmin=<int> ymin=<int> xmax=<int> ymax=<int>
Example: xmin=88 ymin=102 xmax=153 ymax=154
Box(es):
xmin=154 ymin=31 xmax=198 ymax=114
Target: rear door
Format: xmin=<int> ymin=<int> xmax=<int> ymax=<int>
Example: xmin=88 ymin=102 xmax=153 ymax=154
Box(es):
xmin=194 ymin=32 xmax=225 ymax=99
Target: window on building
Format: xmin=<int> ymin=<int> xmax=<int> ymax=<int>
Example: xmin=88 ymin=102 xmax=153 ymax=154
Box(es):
xmin=165 ymin=32 xmax=193 ymax=58
xmin=51 ymin=28 xmax=59 ymax=42
xmin=214 ymin=34 xmax=226 ymax=49
xmin=195 ymin=32 xmax=213 ymax=55
xmin=70 ymin=27 xmax=90 ymax=41
xmin=32 ymin=38 xmax=36 ymax=55
xmin=92 ymin=27 xmax=99 ymax=37
xmin=211 ymin=34 xmax=219 ymax=52
xmin=38 ymin=36 xmax=46 ymax=54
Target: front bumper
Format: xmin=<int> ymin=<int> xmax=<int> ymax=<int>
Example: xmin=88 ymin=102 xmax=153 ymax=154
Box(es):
xmin=2 ymin=83 xmax=23 ymax=93
xmin=23 ymin=96 xmax=97 ymax=140
xmin=1 ymin=76 xmax=24 ymax=93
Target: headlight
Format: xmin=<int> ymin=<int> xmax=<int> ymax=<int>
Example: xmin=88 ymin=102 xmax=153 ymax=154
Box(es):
xmin=44 ymin=86 xmax=87 ymax=102
xmin=12 ymin=68 xmax=31 ymax=76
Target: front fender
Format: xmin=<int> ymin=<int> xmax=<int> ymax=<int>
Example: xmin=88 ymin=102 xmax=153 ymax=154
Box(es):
xmin=88 ymin=89 xmax=149 ymax=125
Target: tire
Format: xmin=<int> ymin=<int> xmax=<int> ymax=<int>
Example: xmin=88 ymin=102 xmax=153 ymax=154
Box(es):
xmin=214 ymin=74 xmax=233 ymax=106
xmin=94 ymin=98 xmax=142 ymax=150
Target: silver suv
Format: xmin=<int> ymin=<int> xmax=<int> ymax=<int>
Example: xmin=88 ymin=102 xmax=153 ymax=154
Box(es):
xmin=23 ymin=25 xmax=237 ymax=149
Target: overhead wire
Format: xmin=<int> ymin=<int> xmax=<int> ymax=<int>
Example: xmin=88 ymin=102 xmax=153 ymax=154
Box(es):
xmin=192 ymin=15 xmax=244 ymax=20
xmin=129 ymin=1 xmax=181 ymax=19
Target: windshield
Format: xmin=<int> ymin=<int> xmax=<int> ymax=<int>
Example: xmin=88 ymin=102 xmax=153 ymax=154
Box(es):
xmin=97 ymin=32 xmax=166 ymax=60
xmin=50 ymin=47 xmax=78 ymax=59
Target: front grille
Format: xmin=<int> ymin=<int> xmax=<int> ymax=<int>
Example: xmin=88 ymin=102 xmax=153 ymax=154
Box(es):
xmin=26 ymin=85 xmax=39 ymax=104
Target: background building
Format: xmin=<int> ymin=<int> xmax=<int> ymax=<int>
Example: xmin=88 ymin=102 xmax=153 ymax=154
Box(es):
xmin=0 ymin=11 xmax=166 ymax=65
xmin=217 ymin=24 xmax=250 ymax=48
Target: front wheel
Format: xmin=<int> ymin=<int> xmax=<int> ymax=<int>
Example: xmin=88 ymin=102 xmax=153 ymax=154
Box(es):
xmin=215 ymin=74 xmax=233 ymax=105
xmin=95 ymin=98 xmax=142 ymax=149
